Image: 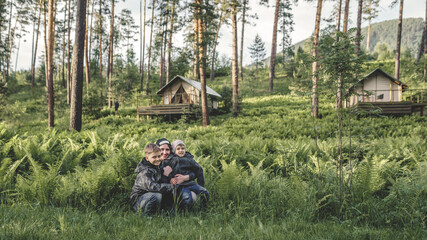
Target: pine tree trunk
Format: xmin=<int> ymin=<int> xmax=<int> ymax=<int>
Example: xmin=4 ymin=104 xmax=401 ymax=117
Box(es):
xmin=356 ymin=0 xmax=363 ymax=55
xmin=70 ymin=0 xmax=87 ymax=132
xmin=140 ymin=0 xmax=146 ymax=90
xmin=312 ymin=0 xmax=322 ymax=118
xmin=161 ymin=1 xmax=169 ymax=86
xmin=424 ymin=0 xmax=427 ymax=80
xmin=162 ymin=23 xmax=167 ymax=83
xmin=84 ymin=0 xmax=90 ymax=96
xmin=337 ymin=0 xmax=342 ymax=31
xmin=47 ymin=0 xmax=56 ymax=127
xmin=67 ymin=0 xmax=72 ymax=104
xmin=6 ymin=25 xmax=16 ymax=79
xmin=342 ymin=0 xmax=350 ymax=33
xmin=140 ymin=0 xmax=143 ymax=75
xmin=269 ymin=0 xmax=280 ymax=92
xmin=5 ymin=0 xmax=13 ymax=79
xmin=419 ymin=30 xmax=425 ymax=62
xmin=14 ymin=31 xmax=21 ymax=72
xmin=193 ymin=14 xmax=200 ymax=80
xmin=281 ymin=20 xmax=285 ymax=65
xmin=366 ymin=0 xmax=372 ymax=52
xmin=337 ymin=0 xmax=350 ymax=109
xmin=0 ymin=1 xmax=11 ymax=80
xmin=31 ymin=20 xmax=35 ymax=86
xmin=159 ymin=14 xmax=165 ymax=88
xmin=425 ymin=0 xmax=427 ymax=56
xmin=394 ymin=0 xmax=404 ymax=80
xmin=43 ymin=0 xmax=48 ymax=88
xmin=166 ymin=0 xmax=176 ymax=84
xmin=231 ymin=2 xmax=239 ymax=117
xmin=89 ymin=0 xmax=94 ymax=70
xmin=0 ymin=4 xmax=3 ymax=80
xmin=32 ymin=5 xmax=41 ymax=90
xmin=239 ymin=0 xmax=247 ymax=82
xmin=62 ymin=4 xmax=67 ymax=88
xmin=98 ymin=0 xmax=103 ymax=98
xmin=107 ymin=0 xmax=114 ymax=108
xmin=210 ymin=11 xmax=223 ymax=82
xmin=195 ymin=0 xmax=209 ymax=126
xmin=146 ymin=0 xmax=155 ymax=95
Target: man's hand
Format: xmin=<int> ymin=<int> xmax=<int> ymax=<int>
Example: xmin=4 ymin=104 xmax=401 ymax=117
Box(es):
xmin=163 ymin=166 xmax=173 ymax=176
xmin=170 ymin=177 xmax=178 ymax=185
xmin=173 ymin=174 xmax=190 ymax=185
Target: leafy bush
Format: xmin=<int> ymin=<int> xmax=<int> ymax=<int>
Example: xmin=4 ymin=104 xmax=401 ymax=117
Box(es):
xmin=83 ymin=92 xmax=104 ymax=118
xmin=216 ymin=86 xmax=232 ymax=113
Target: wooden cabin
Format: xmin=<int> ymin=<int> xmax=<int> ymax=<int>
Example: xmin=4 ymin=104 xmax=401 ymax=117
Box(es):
xmin=345 ymin=68 xmax=426 ymax=115
xmin=137 ymin=76 xmax=221 ymax=120
xmin=157 ymin=75 xmax=222 ymax=109
xmin=346 ymin=68 xmax=408 ymax=107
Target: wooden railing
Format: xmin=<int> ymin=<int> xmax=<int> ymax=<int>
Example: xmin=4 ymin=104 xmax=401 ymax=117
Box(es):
xmin=347 ymin=89 xmax=427 ymax=107
xmin=403 ymin=89 xmax=427 ymax=103
xmin=136 ymin=93 xmax=201 ymax=107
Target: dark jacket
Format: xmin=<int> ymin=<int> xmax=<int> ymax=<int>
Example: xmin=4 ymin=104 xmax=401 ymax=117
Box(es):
xmin=161 ymin=152 xmax=205 ymax=187
xmin=130 ymin=158 xmax=173 ymax=206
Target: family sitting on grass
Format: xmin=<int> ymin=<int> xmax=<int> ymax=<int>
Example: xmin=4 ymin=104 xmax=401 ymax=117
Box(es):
xmin=130 ymin=138 xmax=209 ymax=217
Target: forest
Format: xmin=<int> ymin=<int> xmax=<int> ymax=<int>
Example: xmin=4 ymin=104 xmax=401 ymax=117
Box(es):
xmin=0 ymin=0 xmax=426 ymax=239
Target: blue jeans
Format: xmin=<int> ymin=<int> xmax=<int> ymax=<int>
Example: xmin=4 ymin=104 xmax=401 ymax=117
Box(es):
xmin=133 ymin=192 xmax=162 ymax=216
xmin=179 ymin=184 xmax=209 ymax=209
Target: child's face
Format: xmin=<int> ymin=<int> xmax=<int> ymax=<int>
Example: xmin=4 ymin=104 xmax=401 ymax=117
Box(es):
xmin=159 ymin=144 xmax=171 ymax=160
xmin=175 ymin=144 xmax=186 ymax=157
xmin=146 ymin=151 xmax=162 ymax=166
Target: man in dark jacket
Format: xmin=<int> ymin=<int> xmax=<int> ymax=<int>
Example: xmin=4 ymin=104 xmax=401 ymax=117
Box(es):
xmin=130 ymin=144 xmax=173 ymax=216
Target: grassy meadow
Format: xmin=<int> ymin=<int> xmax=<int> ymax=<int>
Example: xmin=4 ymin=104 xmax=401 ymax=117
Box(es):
xmin=0 ymin=68 xmax=426 ymax=239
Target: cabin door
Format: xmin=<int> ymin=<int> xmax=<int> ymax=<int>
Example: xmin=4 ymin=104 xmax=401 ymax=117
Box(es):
xmin=171 ymin=85 xmax=189 ymax=104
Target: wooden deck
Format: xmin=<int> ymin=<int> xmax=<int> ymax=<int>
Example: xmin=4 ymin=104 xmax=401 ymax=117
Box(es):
xmin=356 ymin=102 xmax=426 ymax=116
xmin=137 ymin=104 xmax=201 ymax=121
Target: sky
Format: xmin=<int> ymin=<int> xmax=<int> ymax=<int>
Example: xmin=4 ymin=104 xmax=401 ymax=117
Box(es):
xmin=12 ymin=0 xmax=424 ymax=71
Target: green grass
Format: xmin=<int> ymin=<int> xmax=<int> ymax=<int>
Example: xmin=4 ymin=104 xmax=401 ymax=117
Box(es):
xmin=1 ymin=204 xmax=423 ymax=240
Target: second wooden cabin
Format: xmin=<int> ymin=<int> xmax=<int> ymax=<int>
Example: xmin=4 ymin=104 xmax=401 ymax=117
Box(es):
xmin=345 ymin=68 xmax=426 ymax=115
xmin=346 ymin=68 xmax=408 ymax=107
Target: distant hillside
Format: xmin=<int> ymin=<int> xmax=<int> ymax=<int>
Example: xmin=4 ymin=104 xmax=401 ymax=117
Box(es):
xmin=292 ymin=17 xmax=424 ymax=56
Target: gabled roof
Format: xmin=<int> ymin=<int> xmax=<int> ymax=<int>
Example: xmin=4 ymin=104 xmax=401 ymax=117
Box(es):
xmin=358 ymin=68 xmax=408 ymax=89
xmin=157 ymin=75 xmax=222 ymax=97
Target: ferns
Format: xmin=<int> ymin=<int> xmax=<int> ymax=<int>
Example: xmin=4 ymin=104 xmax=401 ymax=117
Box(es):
xmin=0 ymin=94 xmax=425 ymax=230
xmin=215 ymin=160 xmax=245 ymax=202
xmin=381 ymin=162 xmax=427 ymax=228
xmin=353 ymin=156 xmax=387 ymax=196
xmin=14 ymin=148 xmax=62 ymax=205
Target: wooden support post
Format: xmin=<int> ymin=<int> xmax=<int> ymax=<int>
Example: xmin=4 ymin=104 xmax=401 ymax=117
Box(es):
xmin=136 ymin=93 xmax=139 ymax=121
xmin=362 ymin=85 xmax=365 ymax=102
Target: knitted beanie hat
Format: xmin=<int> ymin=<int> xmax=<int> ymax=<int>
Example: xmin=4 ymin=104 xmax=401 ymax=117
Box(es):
xmin=172 ymin=140 xmax=185 ymax=152
xmin=156 ymin=138 xmax=171 ymax=149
